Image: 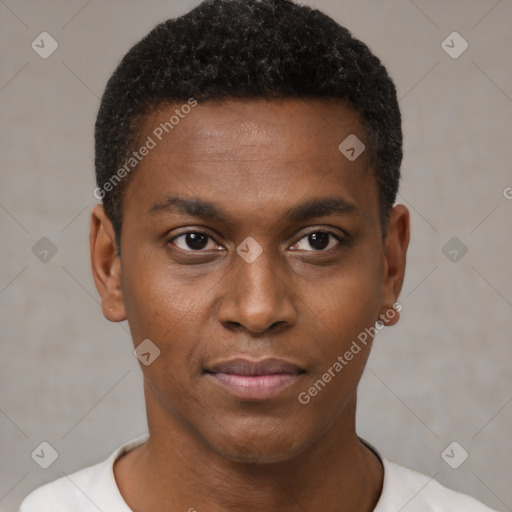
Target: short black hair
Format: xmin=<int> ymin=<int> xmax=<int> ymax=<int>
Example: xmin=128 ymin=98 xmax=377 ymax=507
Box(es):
xmin=95 ymin=0 xmax=402 ymax=253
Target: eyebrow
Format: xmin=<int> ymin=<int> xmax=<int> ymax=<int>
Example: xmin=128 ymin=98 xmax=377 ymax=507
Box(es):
xmin=147 ymin=194 xmax=359 ymax=223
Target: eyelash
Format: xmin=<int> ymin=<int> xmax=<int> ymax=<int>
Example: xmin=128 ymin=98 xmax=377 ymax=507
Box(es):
xmin=166 ymin=228 xmax=347 ymax=253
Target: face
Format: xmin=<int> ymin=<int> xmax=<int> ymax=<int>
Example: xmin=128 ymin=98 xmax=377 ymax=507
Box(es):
xmin=90 ymin=98 xmax=409 ymax=463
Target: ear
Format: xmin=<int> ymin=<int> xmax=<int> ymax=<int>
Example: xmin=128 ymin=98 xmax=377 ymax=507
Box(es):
xmin=89 ymin=204 xmax=126 ymax=322
xmin=379 ymin=204 xmax=410 ymax=326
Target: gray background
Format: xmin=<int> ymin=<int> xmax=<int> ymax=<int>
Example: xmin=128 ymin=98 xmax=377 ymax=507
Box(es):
xmin=1 ymin=0 xmax=511 ymax=511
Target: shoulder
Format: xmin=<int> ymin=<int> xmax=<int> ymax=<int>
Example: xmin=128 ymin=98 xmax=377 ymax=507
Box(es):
xmin=376 ymin=457 xmax=498 ymax=511
xmin=18 ymin=435 xmax=149 ymax=512
xmin=18 ymin=463 xmax=102 ymax=512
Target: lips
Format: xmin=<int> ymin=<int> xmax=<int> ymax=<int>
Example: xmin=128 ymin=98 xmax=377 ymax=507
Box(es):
xmin=204 ymin=357 xmax=305 ymax=401
xmin=206 ymin=357 xmax=304 ymax=376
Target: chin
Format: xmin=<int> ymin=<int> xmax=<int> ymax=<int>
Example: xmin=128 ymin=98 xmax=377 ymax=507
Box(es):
xmin=203 ymin=423 xmax=310 ymax=465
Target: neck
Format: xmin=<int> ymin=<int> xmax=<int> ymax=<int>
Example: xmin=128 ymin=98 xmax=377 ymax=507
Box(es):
xmin=114 ymin=384 xmax=383 ymax=512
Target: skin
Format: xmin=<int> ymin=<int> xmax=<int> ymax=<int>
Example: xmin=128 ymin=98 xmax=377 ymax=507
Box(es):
xmin=90 ymin=98 xmax=410 ymax=512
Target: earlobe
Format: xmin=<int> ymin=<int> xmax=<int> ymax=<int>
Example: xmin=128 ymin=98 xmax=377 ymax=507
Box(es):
xmin=89 ymin=204 xmax=127 ymax=323
xmin=378 ymin=304 xmax=401 ymax=327
xmin=379 ymin=204 xmax=410 ymax=326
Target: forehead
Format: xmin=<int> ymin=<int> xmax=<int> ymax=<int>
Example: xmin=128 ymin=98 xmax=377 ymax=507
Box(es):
xmin=138 ymin=98 xmax=364 ymax=162
xmin=123 ymin=98 xmax=378 ymax=226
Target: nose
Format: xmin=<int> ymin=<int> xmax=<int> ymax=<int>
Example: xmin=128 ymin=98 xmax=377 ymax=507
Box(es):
xmin=217 ymin=242 xmax=297 ymax=334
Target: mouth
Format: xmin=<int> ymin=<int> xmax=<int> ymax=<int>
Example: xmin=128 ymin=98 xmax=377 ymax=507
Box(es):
xmin=203 ymin=357 xmax=306 ymax=401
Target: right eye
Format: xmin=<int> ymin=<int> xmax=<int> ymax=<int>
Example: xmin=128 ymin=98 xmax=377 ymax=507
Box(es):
xmin=167 ymin=231 xmax=224 ymax=252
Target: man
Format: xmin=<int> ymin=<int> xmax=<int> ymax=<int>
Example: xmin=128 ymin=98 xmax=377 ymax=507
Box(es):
xmin=19 ymin=0 xmax=497 ymax=510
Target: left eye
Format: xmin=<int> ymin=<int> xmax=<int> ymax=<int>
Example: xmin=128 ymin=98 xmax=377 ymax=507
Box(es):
xmin=290 ymin=231 xmax=342 ymax=251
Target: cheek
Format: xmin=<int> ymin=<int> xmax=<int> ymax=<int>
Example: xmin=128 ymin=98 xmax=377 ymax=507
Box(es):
xmin=120 ymin=250 xmax=196 ymax=344
xmin=294 ymin=250 xmax=383 ymax=395
xmin=120 ymin=251 xmax=220 ymax=392
xmin=299 ymin=256 xmax=382 ymax=338
xmin=294 ymin=279 xmax=379 ymax=420
xmin=120 ymin=262 xmax=204 ymax=404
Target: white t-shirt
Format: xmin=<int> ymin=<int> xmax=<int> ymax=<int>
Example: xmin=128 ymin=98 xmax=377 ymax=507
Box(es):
xmin=19 ymin=434 xmax=497 ymax=511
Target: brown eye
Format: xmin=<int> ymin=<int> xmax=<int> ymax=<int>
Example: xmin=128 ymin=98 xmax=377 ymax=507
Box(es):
xmin=290 ymin=231 xmax=343 ymax=252
xmin=169 ymin=231 xmax=219 ymax=251
xmin=307 ymin=232 xmax=330 ymax=250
